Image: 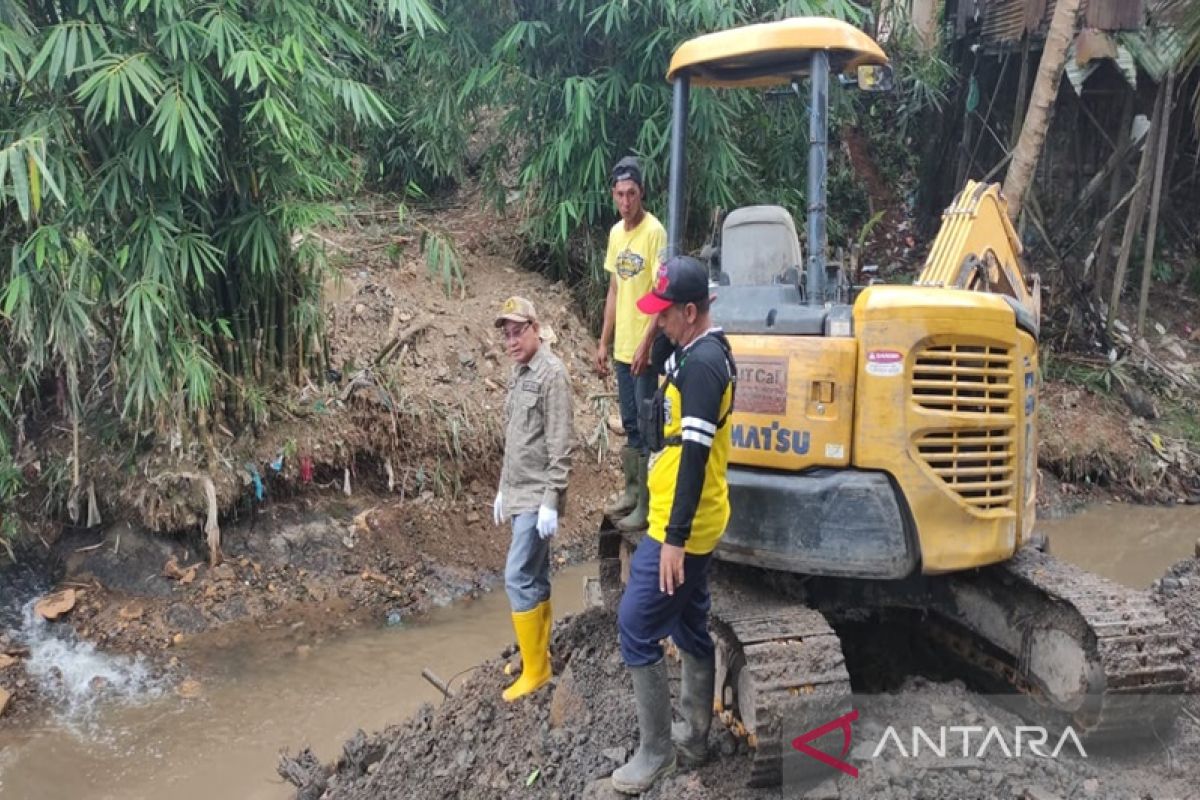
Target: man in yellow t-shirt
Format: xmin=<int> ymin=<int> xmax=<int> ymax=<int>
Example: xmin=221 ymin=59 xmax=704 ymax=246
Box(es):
xmin=594 ymin=156 xmax=667 ymax=533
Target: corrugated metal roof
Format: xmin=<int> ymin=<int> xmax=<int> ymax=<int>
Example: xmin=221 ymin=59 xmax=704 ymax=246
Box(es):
xmin=1084 ymin=0 xmax=1145 ymax=30
xmin=979 ymin=0 xmax=1032 ymax=43
xmin=976 ymin=0 xmax=1146 ymax=45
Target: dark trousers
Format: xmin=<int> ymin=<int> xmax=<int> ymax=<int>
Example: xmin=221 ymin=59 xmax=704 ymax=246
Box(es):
xmin=614 ymin=360 xmax=658 ymax=453
xmin=617 ymin=536 xmax=715 ymax=666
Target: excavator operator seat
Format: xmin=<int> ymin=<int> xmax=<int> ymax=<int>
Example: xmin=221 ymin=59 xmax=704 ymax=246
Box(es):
xmin=720 ymin=205 xmax=804 ymax=286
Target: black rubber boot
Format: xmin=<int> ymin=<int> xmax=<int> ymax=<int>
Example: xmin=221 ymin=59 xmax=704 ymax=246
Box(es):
xmin=671 ymin=649 xmax=715 ymax=767
xmin=612 ymin=659 xmax=677 ymax=794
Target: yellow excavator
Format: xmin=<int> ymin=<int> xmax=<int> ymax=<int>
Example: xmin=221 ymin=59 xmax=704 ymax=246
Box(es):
xmin=598 ymin=17 xmax=1185 ymax=785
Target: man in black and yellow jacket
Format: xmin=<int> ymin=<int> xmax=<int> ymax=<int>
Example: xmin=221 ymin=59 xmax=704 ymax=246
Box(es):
xmin=612 ymin=255 xmax=735 ymax=794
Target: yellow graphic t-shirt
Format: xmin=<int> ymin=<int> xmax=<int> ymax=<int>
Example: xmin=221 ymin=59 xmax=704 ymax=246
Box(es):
xmin=604 ymin=213 xmax=667 ymax=364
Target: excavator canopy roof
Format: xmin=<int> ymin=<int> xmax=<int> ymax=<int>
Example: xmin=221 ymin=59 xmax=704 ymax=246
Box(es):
xmin=667 ymin=17 xmax=888 ymax=88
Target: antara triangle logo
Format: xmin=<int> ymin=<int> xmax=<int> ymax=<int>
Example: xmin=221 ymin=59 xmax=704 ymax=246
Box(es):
xmin=791 ymin=709 xmax=860 ymax=778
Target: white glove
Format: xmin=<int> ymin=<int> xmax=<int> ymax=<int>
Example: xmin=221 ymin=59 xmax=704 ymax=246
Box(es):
xmin=536 ymin=505 xmax=558 ymax=539
xmin=493 ymin=492 xmax=504 ymax=526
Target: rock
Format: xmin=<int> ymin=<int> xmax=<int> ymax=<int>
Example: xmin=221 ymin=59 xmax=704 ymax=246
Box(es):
xmin=35 ymin=589 xmax=77 ymax=620
xmin=930 ymin=702 xmax=953 ymax=721
xmin=210 ymin=563 xmax=237 ymax=582
xmin=548 ymin=663 xmax=586 ymax=728
xmin=211 ymin=596 xmax=249 ymax=622
xmin=0 ymin=685 xmax=10 ymax=717
xmin=967 ymin=769 xmax=982 ymax=782
xmin=165 ymin=603 xmax=207 ymax=634
xmin=1082 ymin=778 xmax=1099 ymax=796
xmin=601 ymin=746 xmax=626 ymax=764
xmin=0 ymin=654 xmax=17 ymax=669
xmin=176 ymin=678 xmax=203 ymax=699
xmin=296 ymin=645 xmax=312 ymax=658
xmin=118 ymin=603 xmax=145 ymax=620
xmin=803 ymin=778 xmax=839 ymax=799
xmin=581 ymin=778 xmax=622 ymax=799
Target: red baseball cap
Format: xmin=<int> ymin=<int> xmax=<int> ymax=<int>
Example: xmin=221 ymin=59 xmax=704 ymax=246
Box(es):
xmin=636 ymin=255 xmax=710 ymax=315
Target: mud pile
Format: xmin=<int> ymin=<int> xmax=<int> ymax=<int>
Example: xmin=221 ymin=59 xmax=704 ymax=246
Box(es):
xmin=1154 ymin=549 xmax=1200 ymax=693
xmin=283 ymin=607 xmax=761 ymax=800
xmin=285 ymin=598 xmax=1200 ymax=800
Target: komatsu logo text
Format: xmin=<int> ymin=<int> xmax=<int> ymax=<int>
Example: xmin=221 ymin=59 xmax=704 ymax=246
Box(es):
xmin=731 ymin=421 xmax=810 ymax=454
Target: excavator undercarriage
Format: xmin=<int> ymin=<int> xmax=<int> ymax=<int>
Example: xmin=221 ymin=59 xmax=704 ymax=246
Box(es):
xmin=599 ymin=523 xmax=1187 ymax=785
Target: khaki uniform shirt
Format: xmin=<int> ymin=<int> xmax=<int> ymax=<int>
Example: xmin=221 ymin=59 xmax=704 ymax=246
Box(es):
xmin=500 ymin=345 xmax=573 ymax=515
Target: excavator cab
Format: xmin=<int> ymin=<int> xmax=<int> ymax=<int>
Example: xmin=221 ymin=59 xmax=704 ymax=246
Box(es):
xmin=658 ymin=17 xmax=1042 ymax=578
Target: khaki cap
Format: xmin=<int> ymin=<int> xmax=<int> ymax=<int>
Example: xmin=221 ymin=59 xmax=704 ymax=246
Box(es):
xmin=494 ymin=296 xmax=538 ymax=327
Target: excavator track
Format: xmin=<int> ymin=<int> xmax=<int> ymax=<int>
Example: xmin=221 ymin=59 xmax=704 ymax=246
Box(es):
xmin=938 ymin=547 xmax=1187 ymax=739
xmin=598 ymin=525 xmax=1185 ymax=787
xmin=709 ymin=576 xmax=852 ymax=787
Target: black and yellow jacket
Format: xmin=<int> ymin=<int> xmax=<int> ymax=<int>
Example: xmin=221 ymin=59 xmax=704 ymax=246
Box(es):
xmin=646 ymin=329 xmax=735 ymax=555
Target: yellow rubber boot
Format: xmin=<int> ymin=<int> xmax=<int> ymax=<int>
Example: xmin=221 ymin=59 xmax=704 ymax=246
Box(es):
xmin=502 ymin=601 xmax=552 ymax=701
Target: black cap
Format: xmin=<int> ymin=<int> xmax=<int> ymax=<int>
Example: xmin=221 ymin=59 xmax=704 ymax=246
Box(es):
xmin=636 ymin=255 xmax=709 ymax=314
xmin=610 ymin=155 xmax=643 ymax=190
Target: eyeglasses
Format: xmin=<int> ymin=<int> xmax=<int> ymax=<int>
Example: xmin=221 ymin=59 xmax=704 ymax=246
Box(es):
xmin=500 ymin=322 xmax=530 ymax=341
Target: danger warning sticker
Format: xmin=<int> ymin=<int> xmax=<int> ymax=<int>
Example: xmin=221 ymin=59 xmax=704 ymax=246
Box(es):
xmin=865 ymin=349 xmax=904 ymax=377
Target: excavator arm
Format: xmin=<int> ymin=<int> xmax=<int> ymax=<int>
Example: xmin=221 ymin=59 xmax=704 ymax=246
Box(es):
xmin=916 ymin=181 xmax=1041 ymax=331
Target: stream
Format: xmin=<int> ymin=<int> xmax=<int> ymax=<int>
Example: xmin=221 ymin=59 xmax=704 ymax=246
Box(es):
xmin=1 ymin=504 xmax=1198 ymax=800
xmin=0 ymin=564 xmax=596 ymax=800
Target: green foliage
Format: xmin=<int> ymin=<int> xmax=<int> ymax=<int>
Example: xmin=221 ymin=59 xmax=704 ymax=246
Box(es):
xmin=0 ymin=0 xmax=443 ymax=456
xmin=1043 ymin=354 xmax=1129 ymax=395
xmin=421 ymin=230 xmax=465 ymax=299
xmin=857 ymin=4 xmax=957 ymax=190
xmin=445 ymin=0 xmax=875 ymax=290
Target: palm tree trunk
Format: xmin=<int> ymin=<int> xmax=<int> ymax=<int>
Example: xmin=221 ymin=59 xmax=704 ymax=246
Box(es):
xmin=1002 ymin=0 xmax=1082 ymax=221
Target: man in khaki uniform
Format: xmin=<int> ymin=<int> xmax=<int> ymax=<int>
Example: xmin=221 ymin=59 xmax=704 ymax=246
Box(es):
xmin=491 ymin=296 xmax=574 ymax=701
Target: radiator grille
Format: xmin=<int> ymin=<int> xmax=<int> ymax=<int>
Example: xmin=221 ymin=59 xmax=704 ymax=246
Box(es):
xmin=916 ymin=429 xmax=1015 ymax=510
xmin=912 ymin=343 xmax=1017 ymax=511
xmin=912 ymin=343 xmax=1014 ymax=415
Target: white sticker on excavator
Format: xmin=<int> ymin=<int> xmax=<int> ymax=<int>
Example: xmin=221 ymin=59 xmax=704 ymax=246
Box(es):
xmin=866 ymin=349 xmax=904 ymax=376
xmin=825 ymin=443 xmax=845 ymax=459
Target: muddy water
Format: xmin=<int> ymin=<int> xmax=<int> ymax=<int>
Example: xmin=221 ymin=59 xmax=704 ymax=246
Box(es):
xmin=1042 ymin=503 xmax=1200 ymax=589
xmin=0 ymin=563 xmax=596 ymax=800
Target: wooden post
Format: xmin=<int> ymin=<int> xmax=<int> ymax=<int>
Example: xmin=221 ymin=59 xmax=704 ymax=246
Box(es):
xmin=1009 ymin=35 xmax=1033 ymax=149
xmin=1106 ymin=81 xmax=1166 ymax=337
xmin=1093 ymin=89 xmax=1136 ymax=299
xmin=1136 ymin=71 xmax=1175 ymax=337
